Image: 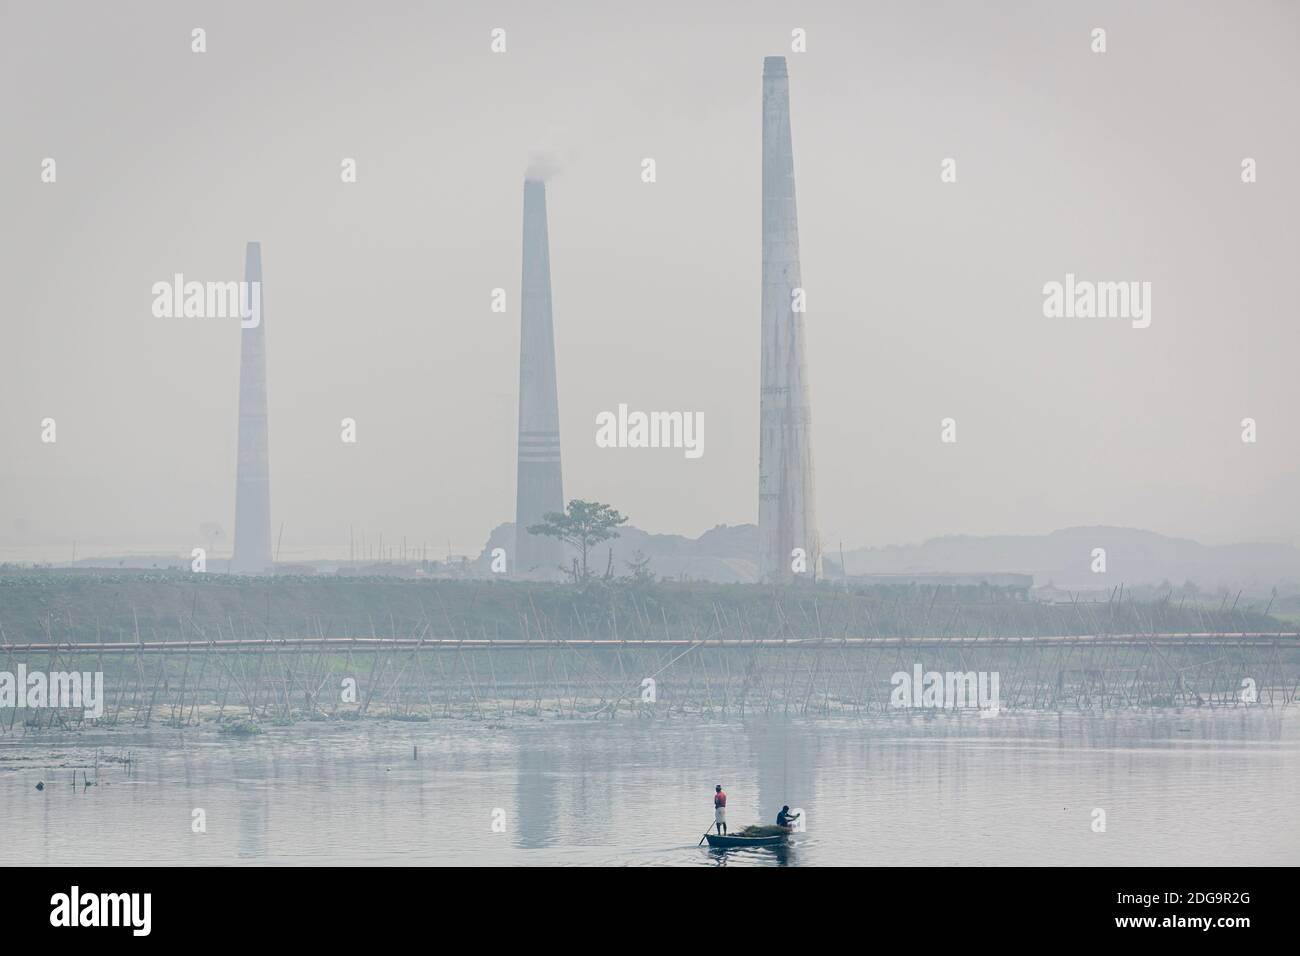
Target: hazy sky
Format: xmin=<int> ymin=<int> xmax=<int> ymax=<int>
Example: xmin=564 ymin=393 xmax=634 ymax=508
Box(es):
xmin=2 ymin=0 xmax=1298 ymax=560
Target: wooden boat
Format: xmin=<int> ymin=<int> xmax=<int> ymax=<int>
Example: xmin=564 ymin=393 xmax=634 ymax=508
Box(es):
xmin=704 ymin=831 xmax=788 ymax=849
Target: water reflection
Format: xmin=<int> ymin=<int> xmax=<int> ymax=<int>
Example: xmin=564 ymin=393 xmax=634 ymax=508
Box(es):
xmin=1 ymin=711 xmax=1295 ymax=866
xmin=515 ymin=742 xmax=559 ymax=850
xmin=705 ymin=843 xmax=794 ymax=867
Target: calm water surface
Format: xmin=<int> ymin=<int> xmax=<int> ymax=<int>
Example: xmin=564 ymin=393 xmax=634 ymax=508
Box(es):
xmin=3 ymin=711 xmax=1297 ymax=865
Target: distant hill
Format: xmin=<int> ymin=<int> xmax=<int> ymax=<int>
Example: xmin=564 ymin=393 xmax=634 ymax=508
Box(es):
xmin=50 ymin=523 xmax=1300 ymax=596
xmin=841 ymin=527 xmax=1300 ymax=594
xmin=474 ymin=522 xmax=1300 ymax=593
xmin=479 ymin=522 xmax=1300 ymax=593
xmin=478 ymin=522 xmax=761 ymax=582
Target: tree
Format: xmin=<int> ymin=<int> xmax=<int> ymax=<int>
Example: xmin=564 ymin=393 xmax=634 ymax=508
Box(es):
xmin=527 ymin=500 xmax=628 ymax=583
xmin=625 ymin=549 xmax=656 ymax=584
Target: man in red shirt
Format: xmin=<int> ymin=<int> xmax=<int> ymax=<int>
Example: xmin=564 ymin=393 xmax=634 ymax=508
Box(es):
xmin=713 ymin=784 xmax=727 ymax=835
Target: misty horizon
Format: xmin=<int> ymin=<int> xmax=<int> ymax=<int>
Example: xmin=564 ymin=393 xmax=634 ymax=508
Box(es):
xmin=4 ymin=0 xmax=1298 ymax=562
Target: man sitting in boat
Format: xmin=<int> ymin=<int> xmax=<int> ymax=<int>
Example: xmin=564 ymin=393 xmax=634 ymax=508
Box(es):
xmin=713 ymin=784 xmax=727 ymax=835
xmin=776 ymin=805 xmax=801 ymax=830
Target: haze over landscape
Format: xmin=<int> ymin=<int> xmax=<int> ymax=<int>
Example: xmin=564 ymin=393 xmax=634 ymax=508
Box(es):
xmin=2 ymin=0 xmax=1298 ymax=893
xmin=3 ymin=0 xmax=1299 ymax=569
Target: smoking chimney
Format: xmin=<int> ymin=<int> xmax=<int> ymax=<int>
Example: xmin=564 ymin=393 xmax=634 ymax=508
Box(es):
xmin=759 ymin=57 xmax=820 ymax=581
xmin=515 ymin=181 xmax=565 ymax=576
xmin=231 ymin=241 xmax=272 ymax=573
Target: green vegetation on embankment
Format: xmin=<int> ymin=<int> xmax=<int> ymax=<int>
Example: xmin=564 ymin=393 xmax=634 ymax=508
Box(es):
xmin=0 ymin=570 xmax=1291 ymax=644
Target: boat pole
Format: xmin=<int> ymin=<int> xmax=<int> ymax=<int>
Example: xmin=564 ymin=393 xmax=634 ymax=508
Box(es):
xmin=697 ymin=821 xmax=715 ymax=847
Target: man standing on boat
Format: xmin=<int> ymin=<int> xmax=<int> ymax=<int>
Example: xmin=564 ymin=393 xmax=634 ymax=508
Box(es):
xmin=713 ymin=784 xmax=727 ymax=835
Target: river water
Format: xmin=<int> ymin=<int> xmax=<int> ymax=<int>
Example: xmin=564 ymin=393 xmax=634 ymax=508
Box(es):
xmin=3 ymin=710 xmax=1297 ymax=866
